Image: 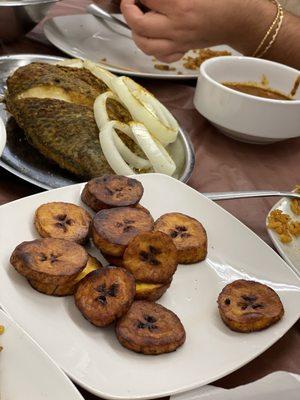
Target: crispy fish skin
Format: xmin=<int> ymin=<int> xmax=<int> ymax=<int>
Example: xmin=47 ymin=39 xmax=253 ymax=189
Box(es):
xmin=5 ymin=97 xmax=113 ymax=178
xmin=57 ymin=65 xmax=108 ymax=94
xmin=6 ymin=63 xmax=106 ymax=108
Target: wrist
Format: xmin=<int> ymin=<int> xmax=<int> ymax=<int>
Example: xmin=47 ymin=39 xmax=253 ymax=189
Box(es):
xmin=221 ymin=0 xmax=278 ymax=55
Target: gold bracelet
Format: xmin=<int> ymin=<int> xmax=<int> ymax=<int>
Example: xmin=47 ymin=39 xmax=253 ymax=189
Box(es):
xmin=257 ymin=6 xmax=284 ymax=57
xmin=252 ymin=0 xmax=283 ymax=58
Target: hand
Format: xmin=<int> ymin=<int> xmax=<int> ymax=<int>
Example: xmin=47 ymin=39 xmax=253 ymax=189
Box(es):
xmin=121 ymin=0 xmax=231 ymax=62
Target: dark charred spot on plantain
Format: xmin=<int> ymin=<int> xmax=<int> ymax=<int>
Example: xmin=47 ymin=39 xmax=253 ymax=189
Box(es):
xmin=95 ymin=282 xmax=119 ymax=305
xmin=238 ymin=294 xmax=264 ymax=310
xmin=39 ymin=253 xmax=47 ymax=262
xmin=139 ymin=246 xmax=161 ymax=266
xmin=116 ymin=219 xmax=135 ymax=232
xmin=170 ymin=225 xmax=191 ymax=239
xmin=54 ymin=214 xmax=75 ymax=232
xmin=50 ymin=253 xmax=59 ymax=263
xmin=123 ymin=225 xmax=134 ymax=233
xmin=225 ymin=298 xmax=230 ymax=305
xmin=56 ymin=214 xmax=67 ymax=221
xmin=137 ymin=315 xmax=158 ymax=331
xmin=252 ymin=303 xmax=264 ymax=309
xmin=242 ymin=295 xmax=257 ymax=302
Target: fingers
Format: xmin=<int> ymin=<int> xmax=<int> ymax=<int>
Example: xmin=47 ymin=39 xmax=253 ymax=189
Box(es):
xmin=156 ymin=53 xmax=185 ymax=63
xmin=122 ymin=1 xmax=172 ymax=39
xmin=139 ymin=0 xmax=172 ymax=14
xmin=133 ymin=32 xmax=185 ymax=59
xmin=121 ymin=0 xmax=144 ymax=19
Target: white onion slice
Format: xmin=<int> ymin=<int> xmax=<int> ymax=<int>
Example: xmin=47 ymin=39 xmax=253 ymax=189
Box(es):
xmin=114 ymin=133 xmax=151 ymax=170
xmin=84 ymin=60 xmax=116 ymax=91
xmin=112 ymin=76 xmax=179 ymax=146
xmin=56 ymin=58 xmax=84 ymax=68
xmin=94 ymin=91 xmax=121 ymax=130
xmin=100 ymin=121 xmax=151 ymax=174
xmin=129 ymin=122 xmax=176 ymax=175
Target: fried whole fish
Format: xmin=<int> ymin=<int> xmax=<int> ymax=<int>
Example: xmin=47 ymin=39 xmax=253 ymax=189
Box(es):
xmin=5 ymin=62 xmax=134 ymax=178
xmin=6 ymin=62 xmax=108 ymax=108
xmin=5 ymin=97 xmax=113 ymax=178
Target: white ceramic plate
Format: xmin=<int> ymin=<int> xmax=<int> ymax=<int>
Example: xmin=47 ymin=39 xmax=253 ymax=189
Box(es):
xmin=0 ymin=173 xmax=299 ymax=400
xmin=43 ymin=14 xmax=239 ymax=79
xmin=267 ymin=197 xmax=300 ymax=277
xmin=0 ymin=309 xmax=84 ymax=400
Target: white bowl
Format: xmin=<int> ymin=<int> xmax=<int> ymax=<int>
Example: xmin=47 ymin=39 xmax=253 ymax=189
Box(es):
xmin=194 ymin=56 xmax=300 ymax=144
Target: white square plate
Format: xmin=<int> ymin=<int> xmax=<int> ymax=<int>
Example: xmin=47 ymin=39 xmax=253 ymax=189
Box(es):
xmin=0 ymin=174 xmax=299 ymax=399
xmin=0 ymin=309 xmax=83 ymax=400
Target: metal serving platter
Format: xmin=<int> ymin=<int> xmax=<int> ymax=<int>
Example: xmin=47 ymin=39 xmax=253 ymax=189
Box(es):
xmin=0 ymin=54 xmax=195 ymax=190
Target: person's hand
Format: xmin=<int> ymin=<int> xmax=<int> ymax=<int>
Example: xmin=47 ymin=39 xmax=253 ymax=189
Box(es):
xmin=121 ymin=0 xmax=231 ymax=62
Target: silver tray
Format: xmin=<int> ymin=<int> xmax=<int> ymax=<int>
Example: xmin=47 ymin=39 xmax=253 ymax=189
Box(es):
xmin=0 ymin=54 xmax=195 ymax=190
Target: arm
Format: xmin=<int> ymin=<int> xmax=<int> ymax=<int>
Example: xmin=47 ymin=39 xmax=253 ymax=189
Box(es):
xmin=121 ymin=0 xmax=300 ymax=69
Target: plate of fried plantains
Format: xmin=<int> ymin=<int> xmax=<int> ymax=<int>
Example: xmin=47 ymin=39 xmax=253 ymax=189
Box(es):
xmin=0 ymin=173 xmax=299 ymax=399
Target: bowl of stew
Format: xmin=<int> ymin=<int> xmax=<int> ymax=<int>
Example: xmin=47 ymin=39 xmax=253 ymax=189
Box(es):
xmin=194 ymin=56 xmax=300 ymax=144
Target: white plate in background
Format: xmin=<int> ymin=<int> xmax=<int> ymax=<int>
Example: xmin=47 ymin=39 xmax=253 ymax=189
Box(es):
xmin=0 ymin=309 xmax=84 ymax=400
xmin=0 ymin=173 xmax=299 ymax=399
xmin=43 ymin=14 xmax=240 ymax=79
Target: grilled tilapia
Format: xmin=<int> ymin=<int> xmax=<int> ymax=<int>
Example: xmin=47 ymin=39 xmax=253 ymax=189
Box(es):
xmin=5 ymin=62 xmax=133 ymax=178
xmin=5 ymin=97 xmax=113 ymax=178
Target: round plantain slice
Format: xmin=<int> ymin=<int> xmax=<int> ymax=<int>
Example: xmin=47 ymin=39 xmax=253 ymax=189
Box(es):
xmin=81 ymin=175 xmax=144 ymax=212
xmin=154 ymin=212 xmax=207 ymax=264
xmin=28 ymin=255 xmax=102 ymax=296
xmin=92 ymin=207 xmax=154 ymax=257
xmin=116 ymin=301 xmax=186 ymax=355
xmin=135 ymin=281 xmax=171 ymax=301
xmin=34 ymin=202 xmax=92 ymax=244
xmin=218 ymin=279 xmax=284 ymax=333
xmin=75 ymin=266 xmax=136 ymax=327
xmin=123 ymin=231 xmax=178 ymax=284
xmin=10 ymin=238 xmax=88 ymax=285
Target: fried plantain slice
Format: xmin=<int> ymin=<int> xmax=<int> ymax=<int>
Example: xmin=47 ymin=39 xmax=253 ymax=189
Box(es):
xmin=154 ymin=212 xmax=207 ymax=264
xmin=135 ymin=281 xmax=171 ymax=301
xmin=123 ymin=231 xmax=178 ymax=284
xmin=81 ymin=175 xmax=144 ymax=212
xmin=10 ymin=238 xmax=88 ymax=285
xmin=218 ymin=279 xmax=284 ymax=333
xmin=34 ymin=202 xmax=92 ymax=244
xmin=75 ymin=267 xmax=136 ymax=327
xmin=116 ymin=301 xmax=186 ymax=355
xmin=28 ymin=255 xmax=102 ymax=296
xmin=92 ymin=207 xmax=154 ymax=257
xmin=104 ymin=255 xmax=170 ymax=301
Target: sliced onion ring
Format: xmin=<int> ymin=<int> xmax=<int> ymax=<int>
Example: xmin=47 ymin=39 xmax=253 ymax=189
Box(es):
xmin=129 ymin=122 xmax=176 ymax=176
xmin=94 ymin=91 xmax=122 ymax=130
xmin=84 ymin=60 xmax=116 ymax=91
xmin=100 ymin=121 xmax=151 ymax=174
xmin=56 ymin=58 xmax=84 ymax=68
xmin=112 ymin=76 xmax=179 ymax=146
